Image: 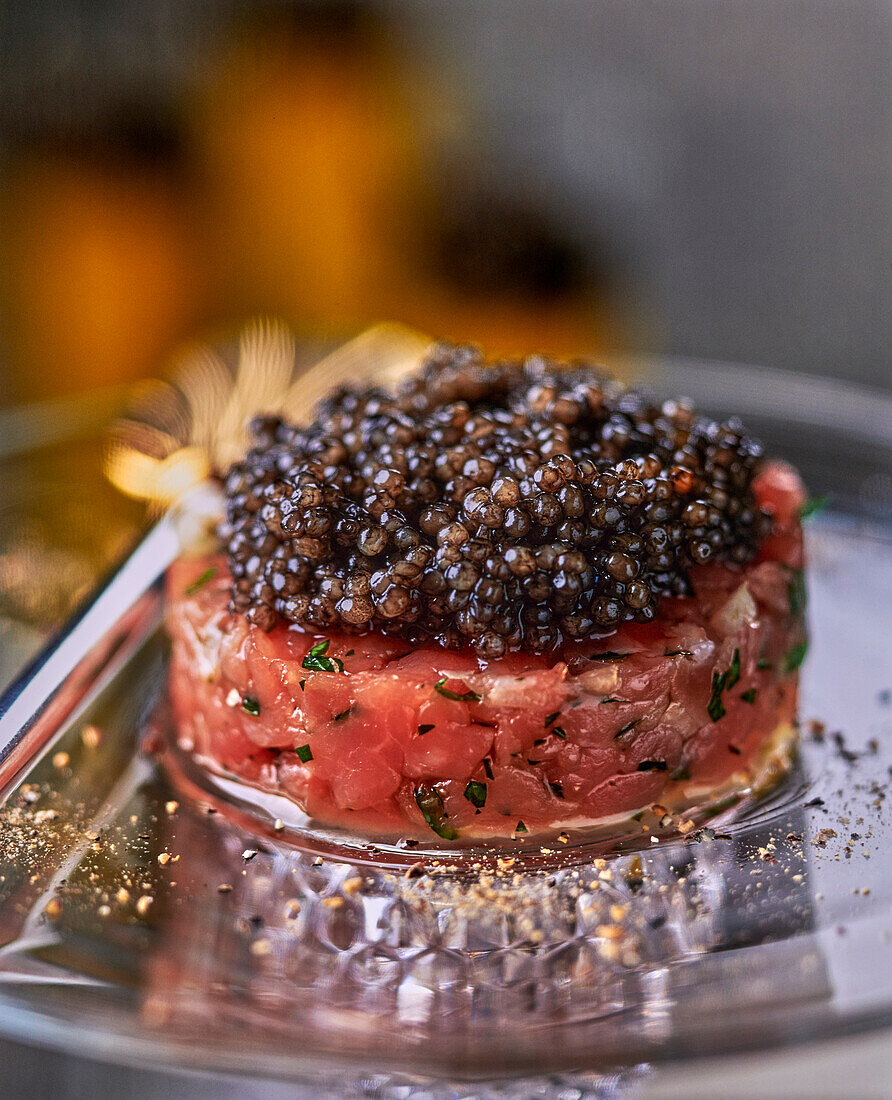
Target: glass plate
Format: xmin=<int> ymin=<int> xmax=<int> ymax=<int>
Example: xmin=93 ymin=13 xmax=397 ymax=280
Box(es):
xmin=0 ymin=359 xmax=890 ymax=1098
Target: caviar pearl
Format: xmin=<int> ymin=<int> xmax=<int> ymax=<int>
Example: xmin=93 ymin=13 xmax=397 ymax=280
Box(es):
xmin=221 ymin=343 xmax=769 ymax=655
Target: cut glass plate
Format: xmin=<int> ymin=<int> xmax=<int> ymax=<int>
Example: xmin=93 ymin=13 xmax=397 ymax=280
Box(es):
xmin=0 ymin=359 xmax=889 ymax=1097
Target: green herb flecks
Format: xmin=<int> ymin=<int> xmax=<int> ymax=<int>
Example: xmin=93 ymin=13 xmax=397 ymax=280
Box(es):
xmin=707 ymin=672 xmax=727 ymax=722
xmin=783 ymin=640 xmax=809 ymax=673
xmin=544 ymin=711 xmax=561 ymax=727
xmin=757 ymin=658 xmax=773 ymax=671
xmin=515 ymin=821 xmax=528 ymax=833
xmin=600 ymin=697 xmax=631 ymax=705
xmin=637 ymin=759 xmax=668 ymax=772
xmin=799 ymin=494 xmax=828 ymax=521
xmin=740 ymin=688 xmax=758 ymax=704
xmin=241 ymin=695 xmax=261 ymax=717
xmin=707 ymin=649 xmax=741 ymax=721
xmin=434 ymin=678 xmax=482 ymax=703
xmin=726 ymin=648 xmax=741 ymax=689
xmin=551 ymin=727 xmax=567 ymax=740
xmin=185 ymin=567 xmax=217 ymax=596
xmin=306 ymin=638 xmax=329 ymax=659
xmin=463 ymin=780 xmax=487 ymax=808
xmin=302 ymin=639 xmax=344 ymax=673
xmin=414 ymin=785 xmax=458 ymax=840
xmin=788 ymin=568 xmax=807 ymax=618
xmin=295 ymin=744 xmax=313 ymax=763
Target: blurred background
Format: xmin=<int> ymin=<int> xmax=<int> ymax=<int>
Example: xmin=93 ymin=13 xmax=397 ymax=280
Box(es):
xmin=0 ymin=0 xmax=889 ymax=408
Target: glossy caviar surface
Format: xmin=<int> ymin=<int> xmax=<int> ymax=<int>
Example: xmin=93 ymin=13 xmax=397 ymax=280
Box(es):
xmin=222 ymin=344 xmax=769 ymax=656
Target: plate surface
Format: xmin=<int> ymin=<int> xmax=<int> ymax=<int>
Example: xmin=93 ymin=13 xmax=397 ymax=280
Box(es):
xmin=0 ymin=360 xmax=890 ymax=1094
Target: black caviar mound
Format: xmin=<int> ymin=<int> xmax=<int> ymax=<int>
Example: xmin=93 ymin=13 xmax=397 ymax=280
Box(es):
xmin=221 ymin=344 xmax=768 ymax=656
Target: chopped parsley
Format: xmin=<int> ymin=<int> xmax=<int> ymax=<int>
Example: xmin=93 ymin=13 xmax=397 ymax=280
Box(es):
xmin=600 ymin=697 xmax=630 ymax=705
xmin=551 ymin=727 xmax=567 ymax=740
xmin=637 ymin=759 xmax=668 ymax=772
xmin=515 ymin=821 xmax=528 ymax=833
xmin=185 ymin=567 xmax=217 ymax=596
xmin=295 ymin=744 xmax=313 ymax=763
xmin=544 ymin=711 xmax=561 ymax=727
xmin=614 ymin=719 xmax=640 ymax=739
xmin=799 ymin=494 xmax=828 ymax=521
xmin=302 ymin=639 xmax=344 ymax=673
xmin=788 ymin=568 xmax=807 ymax=618
xmin=726 ymin=648 xmax=741 ymax=689
xmin=434 ymin=678 xmax=481 ymax=703
xmin=757 ymin=658 xmax=773 ymax=671
xmin=463 ymin=780 xmax=487 ymax=808
xmin=740 ymin=688 xmax=758 ymax=704
xmin=588 ymin=650 xmax=631 ymax=661
xmin=707 ymin=649 xmax=741 ymax=721
xmin=241 ymin=695 xmax=261 ymax=717
xmin=417 ymin=723 xmax=435 ymax=736
xmin=414 ymin=785 xmax=458 ymax=840
xmin=707 ymin=673 xmax=727 ymax=722
xmin=345 ymin=649 xmax=355 ymax=657
xmin=783 ymin=640 xmax=809 ymax=673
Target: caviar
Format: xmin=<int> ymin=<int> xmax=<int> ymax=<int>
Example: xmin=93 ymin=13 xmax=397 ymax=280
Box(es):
xmin=221 ymin=344 xmax=768 ymax=656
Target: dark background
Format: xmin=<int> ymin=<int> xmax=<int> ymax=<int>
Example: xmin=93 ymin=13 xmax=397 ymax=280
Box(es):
xmin=0 ymin=0 xmax=889 ymax=405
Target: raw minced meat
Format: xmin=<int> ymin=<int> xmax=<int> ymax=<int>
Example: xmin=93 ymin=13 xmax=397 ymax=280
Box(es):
xmin=166 ymin=461 xmax=805 ymax=839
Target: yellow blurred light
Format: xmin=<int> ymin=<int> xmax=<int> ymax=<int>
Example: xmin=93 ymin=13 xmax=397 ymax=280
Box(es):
xmin=1 ymin=155 xmax=203 ymax=403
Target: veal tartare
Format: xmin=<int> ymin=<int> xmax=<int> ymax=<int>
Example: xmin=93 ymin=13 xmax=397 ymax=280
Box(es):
xmin=166 ymin=345 xmax=807 ymax=839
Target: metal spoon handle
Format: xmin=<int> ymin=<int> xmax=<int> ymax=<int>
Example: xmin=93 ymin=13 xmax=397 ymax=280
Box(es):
xmin=0 ymin=484 xmax=220 ymax=796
